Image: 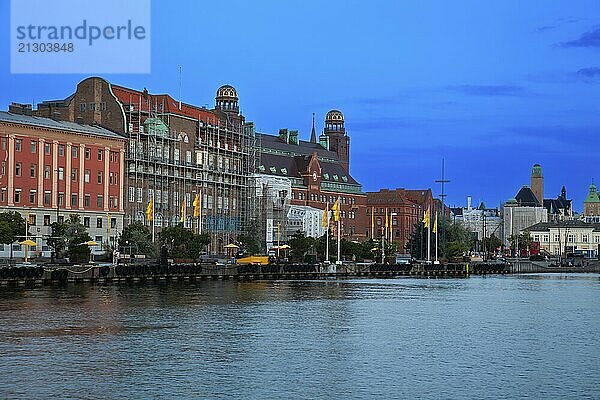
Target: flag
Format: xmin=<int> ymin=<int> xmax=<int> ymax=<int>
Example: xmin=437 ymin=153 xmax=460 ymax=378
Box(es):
xmin=371 ymin=206 xmax=375 ymax=236
xmin=332 ymin=198 xmax=340 ymax=221
xmin=180 ymin=199 xmax=186 ymax=223
xmin=385 ymin=208 xmax=389 ymax=229
xmin=193 ymin=193 xmax=201 ymax=217
xmin=422 ymin=207 xmax=430 ymax=228
xmin=322 ymin=203 xmax=329 ymax=227
xmin=146 ymin=197 xmax=154 ymax=222
xmin=433 ymin=212 xmax=438 ymax=233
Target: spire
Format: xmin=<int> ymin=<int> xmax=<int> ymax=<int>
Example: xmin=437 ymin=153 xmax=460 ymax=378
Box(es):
xmin=310 ymin=112 xmax=317 ymax=143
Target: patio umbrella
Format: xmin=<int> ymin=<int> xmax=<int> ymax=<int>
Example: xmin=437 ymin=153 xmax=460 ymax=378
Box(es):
xmin=19 ymin=239 xmax=37 ymax=246
xmin=224 ymin=244 xmax=239 ymax=249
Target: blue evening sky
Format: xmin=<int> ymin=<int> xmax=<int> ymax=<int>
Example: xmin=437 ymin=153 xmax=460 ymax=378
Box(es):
xmin=1 ymin=0 xmax=599 ymax=210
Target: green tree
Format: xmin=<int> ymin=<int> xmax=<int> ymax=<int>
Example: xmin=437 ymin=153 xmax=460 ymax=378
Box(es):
xmin=118 ymin=222 xmax=156 ymax=257
xmin=159 ymin=225 xmax=210 ymax=259
xmin=47 ymin=220 xmax=68 ymax=260
xmin=288 ymin=231 xmax=316 ymax=261
xmin=0 ymin=211 xmax=26 ymax=258
xmin=237 ymin=233 xmax=261 ymax=256
xmin=509 ymin=231 xmax=533 ymax=255
xmin=47 ymin=215 xmax=92 ymax=262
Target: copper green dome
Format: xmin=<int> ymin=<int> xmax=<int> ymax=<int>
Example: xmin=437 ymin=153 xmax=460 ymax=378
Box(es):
xmin=584 ymin=183 xmax=600 ymax=203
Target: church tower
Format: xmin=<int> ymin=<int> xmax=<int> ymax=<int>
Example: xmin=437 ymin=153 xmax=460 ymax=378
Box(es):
xmin=323 ymin=109 xmax=350 ymax=171
xmin=531 ymin=164 xmax=544 ymax=205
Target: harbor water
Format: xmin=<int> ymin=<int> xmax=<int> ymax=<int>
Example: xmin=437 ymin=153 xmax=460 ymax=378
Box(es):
xmin=0 ymin=274 xmax=599 ymax=399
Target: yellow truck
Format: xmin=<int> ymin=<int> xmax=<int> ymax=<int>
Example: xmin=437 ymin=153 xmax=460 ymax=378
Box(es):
xmin=236 ymin=255 xmax=270 ymax=266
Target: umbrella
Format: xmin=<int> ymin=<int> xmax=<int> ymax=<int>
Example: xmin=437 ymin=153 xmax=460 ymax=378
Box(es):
xmin=81 ymin=240 xmax=99 ymax=246
xmin=224 ymin=244 xmax=239 ymax=249
xmin=279 ymin=245 xmax=291 ymax=249
xmin=371 ymin=247 xmax=379 ymax=251
xmin=19 ymin=239 xmax=37 ymax=246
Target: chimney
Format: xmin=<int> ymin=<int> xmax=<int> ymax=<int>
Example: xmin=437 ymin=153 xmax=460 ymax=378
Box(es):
xmin=278 ymin=128 xmax=289 ymax=143
xmin=467 ymin=196 xmax=472 ymax=210
xmin=289 ymin=130 xmax=299 ymax=145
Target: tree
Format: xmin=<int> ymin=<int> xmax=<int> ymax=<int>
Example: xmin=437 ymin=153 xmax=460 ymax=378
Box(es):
xmin=47 ymin=215 xmax=92 ymax=262
xmin=159 ymin=225 xmax=210 ymax=259
xmin=47 ymin=220 xmax=68 ymax=260
xmin=288 ymin=231 xmax=316 ymax=261
xmin=237 ymin=233 xmax=261 ymax=256
xmin=509 ymin=231 xmax=533 ymax=255
xmin=118 ymin=222 xmax=156 ymax=257
xmin=406 ymin=219 xmax=474 ymax=260
xmin=0 ymin=211 xmax=26 ymax=258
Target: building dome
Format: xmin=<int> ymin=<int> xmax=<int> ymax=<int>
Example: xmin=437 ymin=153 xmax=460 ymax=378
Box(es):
xmin=325 ymin=109 xmax=344 ymax=122
xmin=531 ymin=164 xmax=543 ymax=177
xmin=216 ymin=85 xmax=238 ymax=99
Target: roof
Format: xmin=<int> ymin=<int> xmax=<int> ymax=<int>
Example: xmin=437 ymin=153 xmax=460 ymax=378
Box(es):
xmin=0 ymin=111 xmax=125 ymax=140
xmin=543 ymin=197 xmax=572 ymax=214
xmin=584 ymin=184 xmax=600 ymax=204
xmin=258 ymin=133 xmax=339 ymax=160
xmin=515 ymin=185 xmax=541 ymax=207
xmin=527 ymin=220 xmax=600 ymax=232
xmin=257 ymin=152 xmax=359 ymax=185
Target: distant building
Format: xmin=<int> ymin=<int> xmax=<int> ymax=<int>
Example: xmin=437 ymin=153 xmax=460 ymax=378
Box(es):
xmin=365 ymin=188 xmax=440 ymax=254
xmin=0 ymin=111 xmax=126 ymax=259
xmin=287 ymin=205 xmax=326 ymax=240
xmin=452 ymin=196 xmax=502 ymax=243
xmin=502 ymin=185 xmax=548 ymax=246
xmin=255 ymin=111 xmax=366 ymax=241
xmin=582 ymin=183 xmax=600 ymax=223
xmin=527 ymin=220 xmax=600 ymax=258
xmin=543 ymin=186 xmax=573 ymax=221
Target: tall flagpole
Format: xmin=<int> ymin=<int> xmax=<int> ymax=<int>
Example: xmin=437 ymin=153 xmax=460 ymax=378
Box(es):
xmin=381 ymin=226 xmax=385 ymax=264
xmin=151 ymin=194 xmax=155 ymax=244
xmin=427 ymin=207 xmax=431 ymax=262
xmin=325 ymin=203 xmax=330 ymax=262
xmin=337 ymin=219 xmax=341 ymax=263
xmin=435 ymin=211 xmax=439 ymax=263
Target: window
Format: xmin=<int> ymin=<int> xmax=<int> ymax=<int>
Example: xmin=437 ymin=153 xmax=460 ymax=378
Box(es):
xmin=45 ymin=143 xmax=51 ymax=155
xmin=129 ymin=187 xmax=135 ymax=202
xmin=110 ymin=218 xmax=116 ymax=229
xmin=83 ymin=217 xmax=90 ymax=227
xmin=80 ymin=103 xmax=86 ymax=112
xmin=100 ymin=102 xmax=107 ymax=111
xmin=1 ymin=138 xmax=5 ymax=150
xmin=89 ymin=103 xmax=96 ymax=112
xmin=43 ymin=215 xmax=51 ymax=226
xmin=30 ymin=141 xmax=37 ymax=153
xmin=44 ymin=166 xmax=51 ymax=179
xmin=71 ymin=168 xmax=78 ymax=182
xmin=28 ymin=214 xmax=36 ymax=226
xmin=44 ymin=191 xmax=51 ymax=205
xmin=137 ymin=187 xmax=142 ymax=203
xmin=109 ymin=172 xmax=114 ymax=185
xmin=15 ymin=163 xmax=21 ymax=177
xmin=72 ymin=147 xmax=78 ymax=158
xmin=582 ymin=234 xmax=588 ymax=243
xmin=97 ymin=195 xmax=103 ymax=207
xmin=97 ymin=171 xmax=103 ymax=184
xmin=98 ymin=149 xmax=103 ymax=161
xmin=85 ymin=148 xmax=90 ymax=159
xmin=58 ymin=167 xmax=64 ymax=180
xmin=30 ymin=164 xmax=36 ymax=178
xmin=97 ymin=218 xmax=102 ymax=228
xmin=59 ymin=145 xmax=65 ymax=157
xmin=58 ymin=193 xmax=64 ymax=207
xmin=84 ymin=194 xmax=90 ymax=207
xmin=29 ymin=190 xmax=36 ymax=203
xmin=15 ymin=139 xmax=22 ymax=152
xmin=84 ymin=170 xmax=90 ymax=183
xmin=14 ymin=189 xmax=21 ymax=203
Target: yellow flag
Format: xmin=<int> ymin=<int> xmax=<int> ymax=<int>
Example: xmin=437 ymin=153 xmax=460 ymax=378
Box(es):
xmin=193 ymin=193 xmax=201 ymax=218
xmin=146 ymin=197 xmax=154 ymax=222
xmin=180 ymin=199 xmax=186 ymax=223
xmin=371 ymin=206 xmax=374 ymax=233
xmin=321 ymin=203 xmax=329 ymax=227
xmin=385 ymin=208 xmax=389 ymax=229
xmin=331 ymin=198 xmax=340 ymax=221
xmin=422 ymin=208 xmax=430 ymax=228
xmin=433 ymin=212 xmax=438 ymax=233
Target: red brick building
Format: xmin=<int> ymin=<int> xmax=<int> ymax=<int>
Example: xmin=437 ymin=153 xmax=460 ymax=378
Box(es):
xmin=365 ymin=188 xmax=438 ymax=253
xmin=0 ymin=110 xmax=125 ymax=258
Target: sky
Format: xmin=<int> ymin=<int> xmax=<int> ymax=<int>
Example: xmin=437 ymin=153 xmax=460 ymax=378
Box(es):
xmin=1 ymin=0 xmax=599 ymax=210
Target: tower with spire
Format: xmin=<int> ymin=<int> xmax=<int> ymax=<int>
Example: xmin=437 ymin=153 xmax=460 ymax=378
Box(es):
xmin=310 ymin=112 xmax=317 ymax=143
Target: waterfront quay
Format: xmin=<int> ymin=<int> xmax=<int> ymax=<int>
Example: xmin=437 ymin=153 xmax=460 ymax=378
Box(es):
xmin=1 ymin=259 xmax=598 ymax=286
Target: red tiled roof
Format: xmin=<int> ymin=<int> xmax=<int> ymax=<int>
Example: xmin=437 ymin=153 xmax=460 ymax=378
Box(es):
xmin=111 ymin=85 xmax=221 ymax=126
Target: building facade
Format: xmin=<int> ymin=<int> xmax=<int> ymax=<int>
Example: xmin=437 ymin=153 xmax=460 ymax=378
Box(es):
xmin=365 ymin=188 xmax=438 ymax=253
xmin=0 ymin=111 xmax=125 ymax=258
xmin=528 ymin=220 xmax=600 ymax=258
xmin=21 ymin=77 xmax=251 ymax=254
xmin=583 ymin=183 xmax=600 ymax=222
xmin=255 ymin=111 xmax=366 ymax=241
xmin=452 ymin=196 xmax=502 ymax=242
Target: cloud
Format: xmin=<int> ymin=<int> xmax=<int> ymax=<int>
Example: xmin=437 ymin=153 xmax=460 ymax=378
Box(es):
xmin=447 ymin=85 xmax=526 ymax=96
xmin=560 ymin=25 xmax=600 ymax=48
xmin=536 ymin=25 xmax=556 ymax=33
xmin=575 ymin=66 xmax=600 ymax=79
